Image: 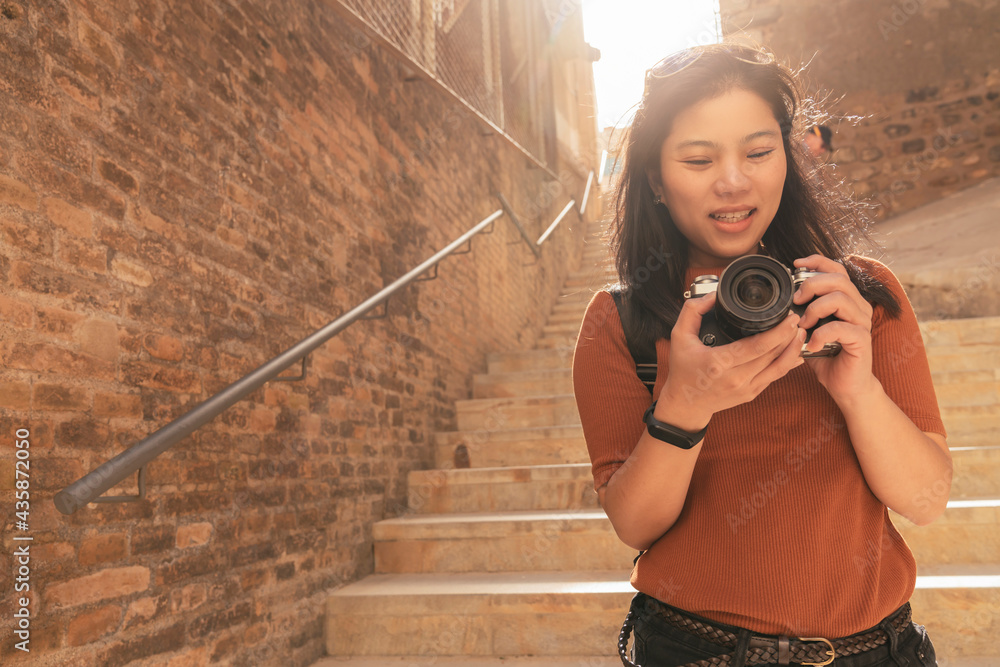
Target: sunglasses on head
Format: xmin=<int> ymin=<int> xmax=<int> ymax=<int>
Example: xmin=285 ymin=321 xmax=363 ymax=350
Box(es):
xmin=643 ymin=47 xmax=777 ymax=98
xmin=643 ymin=51 xmax=702 ymax=98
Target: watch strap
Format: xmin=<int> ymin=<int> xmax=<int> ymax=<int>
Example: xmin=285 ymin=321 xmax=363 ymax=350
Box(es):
xmin=642 ymin=401 xmax=707 ymax=449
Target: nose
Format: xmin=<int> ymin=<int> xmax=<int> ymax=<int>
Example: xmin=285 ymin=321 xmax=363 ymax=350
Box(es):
xmin=713 ymin=159 xmax=751 ymax=196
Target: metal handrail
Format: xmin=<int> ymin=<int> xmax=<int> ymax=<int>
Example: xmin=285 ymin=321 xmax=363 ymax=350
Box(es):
xmin=578 ymin=169 xmax=595 ymax=216
xmin=536 ymin=200 xmax=576 ymax=246
xmin=53 ymin=175 xmax=594 ymax=515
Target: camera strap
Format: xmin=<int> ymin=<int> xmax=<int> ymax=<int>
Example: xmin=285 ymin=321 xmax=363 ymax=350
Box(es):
xmin=608 ymin=288 xmax=657 ymax=395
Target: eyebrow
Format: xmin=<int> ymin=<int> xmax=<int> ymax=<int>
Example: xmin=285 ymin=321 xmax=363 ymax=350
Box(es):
xmin=674 ymin=130 xmax=779 ymax=151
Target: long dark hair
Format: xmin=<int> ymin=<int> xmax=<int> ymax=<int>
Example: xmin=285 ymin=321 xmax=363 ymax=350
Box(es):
xmin=610 ymin=42 xmax=899 ymax=350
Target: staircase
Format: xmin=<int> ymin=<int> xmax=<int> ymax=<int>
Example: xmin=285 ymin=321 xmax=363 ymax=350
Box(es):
xmin=317 ymin=225 xmax=999 ymax=666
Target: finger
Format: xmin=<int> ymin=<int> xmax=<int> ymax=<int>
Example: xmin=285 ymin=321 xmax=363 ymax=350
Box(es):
xmin=673 ymin=292 xmax=717 ymax=338
xmin=730 ymin=324 xmax=803 ymax=385
xmin=750 ymin=327 xmax=807 ymax=389
xmin=793 ymin=271 xmax=859 ymax=305
xmin=798 ymin=291 xmax=872 ymax=330
xmin=804 ymin=320 xmax=868 ymax=356
xmin=726 ymin=311 xmax=801 ymax=363
xmin=794 ymin=254 xmax=847 ymax=276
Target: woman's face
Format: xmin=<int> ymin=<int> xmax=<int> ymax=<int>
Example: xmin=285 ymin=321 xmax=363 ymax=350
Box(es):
xmin=652 ymin=88 xmax=787 ymax=268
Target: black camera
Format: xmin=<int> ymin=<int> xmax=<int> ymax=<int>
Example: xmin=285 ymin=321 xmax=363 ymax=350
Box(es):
xmin=683 ymin=255 xmax=841 ymax=358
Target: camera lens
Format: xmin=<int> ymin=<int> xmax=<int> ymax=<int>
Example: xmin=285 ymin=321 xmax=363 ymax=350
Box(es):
xmin=715 ymin=255 xmax=794 ymax=339
xmin=733 ymin=270 xmax=779 ymax=311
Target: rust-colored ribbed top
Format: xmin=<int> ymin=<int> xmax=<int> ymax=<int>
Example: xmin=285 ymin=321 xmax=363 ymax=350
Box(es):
xmin=572 ymin=257 xmax=945 ymax=637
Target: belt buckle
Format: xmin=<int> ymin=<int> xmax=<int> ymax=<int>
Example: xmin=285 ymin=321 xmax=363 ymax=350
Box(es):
xmin=797 ymin=637 xmax=836 ymax=666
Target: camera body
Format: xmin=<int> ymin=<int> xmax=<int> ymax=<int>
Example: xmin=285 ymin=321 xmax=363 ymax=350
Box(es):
xmin=684 ymin=255 xmax=841 ymax=358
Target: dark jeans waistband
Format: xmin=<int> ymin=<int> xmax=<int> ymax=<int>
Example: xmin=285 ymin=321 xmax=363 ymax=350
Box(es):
xmin=621 ymin=593 xmax=922 ymax=667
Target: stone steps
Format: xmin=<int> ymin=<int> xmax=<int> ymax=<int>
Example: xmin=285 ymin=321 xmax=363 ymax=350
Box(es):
xmin=910 ymin=565 xmax=1000 ymax=660
xmin=472 ymin=366 xmax=994 ymax=405
xmin=549 ymin=301 xmax=590 ymax=314
xmin=893 ymin=499 xmax=1000 ymax=566
xmin=370 ymin=500 xmax=998 ymax=575
xmin=920 ymin=316 xmax=1000 ymax=347
xmin=486 ymin=347 xmax=574 ymax=374
xmin=561 ymin=274 xmax=614 ymax=287
xmin=542 ymin=322 xmax=587 ymax=338
xmin=473 ymin=368 xmax=573 ymax=399
xmin=455 ymin=394 xmax=579 ymax=431
xmin=414 ymin=445 xmax=1000 ymax=511
xmin=324 ymin=571 xmax=633 ymax=658
xmin=429 ymin=435 xmax=998 ymax=498
xmin=552 ymin=289 xmax=604 ymax=306
xmin=546 ymin=309 xmax=589 ymax=326
xmin=535 ymin=334 xmax=580 ymax=349
xmin=408 ymin=464 xmax=595 ymax=514
xmin=372 ymin=510 xmax=630 ymax=574
xmin=950 ymin=446 xmax=1000 ymax=498
xmin=454 ymin=389 xmax=993 ymax=447
xmin=432 ymin=425 xmax=588 ymax=469
xmin=324 ymin=569 xmax=1000 ymax=659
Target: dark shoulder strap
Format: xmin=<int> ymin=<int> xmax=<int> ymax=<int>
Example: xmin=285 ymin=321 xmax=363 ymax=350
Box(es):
xmin=608 ymin=288 xmax=657 ymax=395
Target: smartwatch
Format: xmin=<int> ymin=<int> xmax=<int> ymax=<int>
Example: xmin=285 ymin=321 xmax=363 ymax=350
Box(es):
xmin=643 ymin=401 xmax=707 ymax=449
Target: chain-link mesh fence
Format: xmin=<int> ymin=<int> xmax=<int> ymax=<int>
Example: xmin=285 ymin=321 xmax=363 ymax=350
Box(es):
xmin=334 ymin=0 xmax=555 ymax=166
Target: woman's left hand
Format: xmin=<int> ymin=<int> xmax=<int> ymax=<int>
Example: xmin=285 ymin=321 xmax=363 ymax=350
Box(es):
xmin=792 ymin=255 xmax=879 ymax=402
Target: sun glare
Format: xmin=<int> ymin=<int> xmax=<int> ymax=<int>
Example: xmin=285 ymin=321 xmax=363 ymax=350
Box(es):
xmin=582 ymin=0 xmax=722 ymax=130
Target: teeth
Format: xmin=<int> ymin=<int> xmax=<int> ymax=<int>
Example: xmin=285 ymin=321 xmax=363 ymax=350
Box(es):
xmin=711 ymin=209 xmax=754 ymax=222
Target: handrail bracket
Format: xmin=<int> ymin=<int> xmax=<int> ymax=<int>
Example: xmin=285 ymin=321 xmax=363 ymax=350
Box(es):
xmin=361 ymin=301 xmax=390 ymax=320
xmin=272 ymin=355 xmax=309 ymax=383
xmin=91 ymin=465 xmax=148 ymax=504
xmin=415 ymin=264 xmax=439 ymax=282
xmin=496 ymin=193 xmax=541 ymax=258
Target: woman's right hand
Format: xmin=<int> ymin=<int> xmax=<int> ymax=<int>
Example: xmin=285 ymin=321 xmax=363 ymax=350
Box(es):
xmin=653 ymin=292 xmax=806 ymax=429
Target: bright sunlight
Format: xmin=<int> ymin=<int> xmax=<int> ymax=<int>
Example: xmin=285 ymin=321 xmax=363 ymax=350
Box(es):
xmin=582 ymin=0 xmax=722 ymax=130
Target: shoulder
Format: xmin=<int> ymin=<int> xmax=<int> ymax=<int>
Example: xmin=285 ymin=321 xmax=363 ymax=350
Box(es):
xmin=573 ymin=288 xmax=645 ymax=406
xmin=577 ymin=289 xmax=625 ymax=348
xmin=846 ymin=255 xmax=920 ymax=333
xmin=846 ymin=254 xmax=908 ymax=300
xmin=845 ymin=255 xmax=896 ymax=283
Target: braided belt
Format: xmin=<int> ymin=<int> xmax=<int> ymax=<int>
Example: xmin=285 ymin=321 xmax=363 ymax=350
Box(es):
xmin=619 ymin=598 xmax=912 ymax=667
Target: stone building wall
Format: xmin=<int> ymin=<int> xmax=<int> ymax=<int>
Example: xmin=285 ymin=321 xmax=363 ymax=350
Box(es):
xmin=720 ymin=0 xmax=1000 ymax=218
xmin=0 ymin=0 xmax=596 ymax=663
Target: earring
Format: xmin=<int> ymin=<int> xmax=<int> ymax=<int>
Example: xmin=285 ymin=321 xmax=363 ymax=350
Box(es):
xmin=653 ymin=194 xmax=662 ymax=206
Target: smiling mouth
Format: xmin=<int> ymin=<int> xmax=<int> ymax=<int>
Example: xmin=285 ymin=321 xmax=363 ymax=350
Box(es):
xmin=710 ymin=208 xmax=756 ymax=222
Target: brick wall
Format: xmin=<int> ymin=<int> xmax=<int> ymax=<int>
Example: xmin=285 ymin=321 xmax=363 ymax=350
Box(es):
xmin=720 ymin=0 xmax=1000 ymax=219
xmin=0 ymin=0 xmax=595 ymax=663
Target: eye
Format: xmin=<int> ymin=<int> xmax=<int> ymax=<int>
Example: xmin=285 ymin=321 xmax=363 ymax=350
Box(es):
xmin=748 ymin=149 xmax=775 ymax=159
xmin=682 ymin=159 xmax=711 ymax=166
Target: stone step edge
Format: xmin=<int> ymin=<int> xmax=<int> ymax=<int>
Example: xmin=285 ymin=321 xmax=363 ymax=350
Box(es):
xmin=487 ymin=347 xmax=573 ymax=362
xmin=374 ymin=509 xmax=609 ymax=535
xmin=474 ymin=368 xmax=572 ymax=384
xmin=453 ymin=391 xmax=997 ymax=417
xmin=429 ymin=426 xmax=1000 ymax=451
xmin=327 ymin=570 xmax=633 ymax=600
xmin=454 ymin=393 xmax=578 ymax=410
xmin=434 ymin=424 xmax=584 ymax=443
xmin=418 ymin=442 xmax=1000 ymax=474
xmin=327 ymin=568 xmax=1000 ymax=601
xmin=375 ymin=499 xmax=1000 ymax=536
xmin=410 ymin=462 xmax=590 ymax=482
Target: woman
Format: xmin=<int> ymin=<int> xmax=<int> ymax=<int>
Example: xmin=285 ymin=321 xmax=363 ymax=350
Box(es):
xmin=572 ymin=43 xmax=950 ymax=667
